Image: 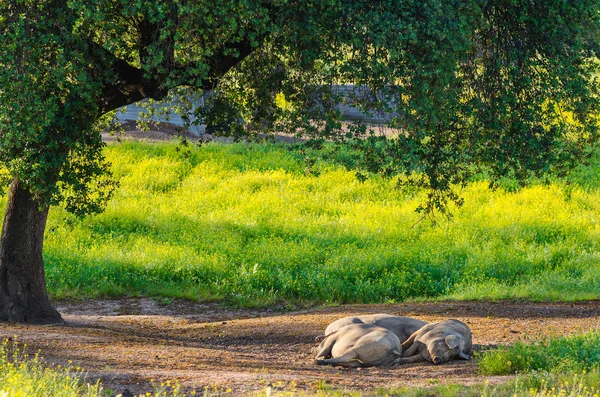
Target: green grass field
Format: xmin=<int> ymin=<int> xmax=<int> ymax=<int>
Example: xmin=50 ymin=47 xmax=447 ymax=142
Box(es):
xmin=4 ymin=140 xmax=597 ymax=305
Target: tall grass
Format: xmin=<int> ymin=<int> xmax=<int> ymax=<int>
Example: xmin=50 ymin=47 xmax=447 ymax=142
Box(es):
xmin=1 ymin=140 xmax=598 ymax=304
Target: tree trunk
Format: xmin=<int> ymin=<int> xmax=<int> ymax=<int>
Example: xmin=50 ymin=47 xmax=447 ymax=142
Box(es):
xmin=0 ymin=179 xmax=62 ymax=324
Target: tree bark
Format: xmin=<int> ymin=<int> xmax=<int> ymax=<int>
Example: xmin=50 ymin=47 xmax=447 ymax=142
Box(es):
xmin=0 ymin=179 xmax=62 ymax=324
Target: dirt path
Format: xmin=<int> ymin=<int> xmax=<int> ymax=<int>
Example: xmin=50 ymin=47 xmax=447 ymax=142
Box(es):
xmin=1 ymin=300 xmax=599 ymax=395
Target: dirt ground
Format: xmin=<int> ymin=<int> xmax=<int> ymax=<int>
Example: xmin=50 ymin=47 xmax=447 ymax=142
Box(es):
xmin=1 ymin=300 xmax=599 ymax=396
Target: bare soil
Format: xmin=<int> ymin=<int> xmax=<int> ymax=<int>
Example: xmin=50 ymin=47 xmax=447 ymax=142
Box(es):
xmin=1 ymin=300 xmax=599 ymax=395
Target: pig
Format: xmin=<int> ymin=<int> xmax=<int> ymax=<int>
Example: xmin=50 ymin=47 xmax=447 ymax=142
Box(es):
xmin=391 ymin=319 xmax=472 ymax=365
xmin=314 ymin=324 xmax=403 ymax=367
xmin=318 ymin=314 xmax=428 ymax=344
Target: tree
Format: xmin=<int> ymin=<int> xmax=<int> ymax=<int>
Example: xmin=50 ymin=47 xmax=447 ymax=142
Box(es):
xmin=0 ymin=0 xmax=598 ymax=323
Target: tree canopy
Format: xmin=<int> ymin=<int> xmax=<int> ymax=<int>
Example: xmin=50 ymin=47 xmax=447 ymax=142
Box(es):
xmin=2 ymin=0 xmax=599 ymax=215
xmin=0 ymin=0 xmax=599 ymax=322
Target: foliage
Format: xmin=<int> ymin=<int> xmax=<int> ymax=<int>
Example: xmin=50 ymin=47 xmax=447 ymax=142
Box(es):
xmin=226 ymin=0 xmax=600 ymax=213
xmin=0 ymin=1 xmax=115 ymax=214
xmin=0 ymin=0 xmax=276 ymax=214
xmin=6 ymin=141 xmax=592 ymax=304
xmin=1 ymin=1 xmax=599 ymax=215
xmin=479 ymin=331 xmax=600 ymax=375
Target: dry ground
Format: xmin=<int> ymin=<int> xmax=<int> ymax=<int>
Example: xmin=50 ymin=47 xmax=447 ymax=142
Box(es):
xmin=1 ymin=300 xmax=599 ymax=395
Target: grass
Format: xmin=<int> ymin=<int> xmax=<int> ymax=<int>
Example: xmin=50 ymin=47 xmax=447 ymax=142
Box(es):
xmin=472 ymin=332 xmax=600 ymax=397
xmin=479 ymin=331 xmax=600 ymax=375
xmin=247 ymin=369 xmax=600 ymax=396
xmin=0 ymin=339 xmax=102 ymax=397
xmin=0 ymin=140 xmax=597 ymax=305
xmin=0 ymin=339 xmax=191 ymax=397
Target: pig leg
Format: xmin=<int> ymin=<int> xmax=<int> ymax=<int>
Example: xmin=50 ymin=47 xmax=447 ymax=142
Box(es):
xmin=314 ymin=338 xmax=336 ymax=359
xmin=401 ymin=341 xmax=420 ymax=357
xmin=390 ymin=354 xmax=426 ymax=366
xmin=315 ymin=331 xmax=336 ymax=343
xmin=316 ymin=350 xmax=362 ymax=368
xmin=401 ymin=333 xmax=417 ymax=350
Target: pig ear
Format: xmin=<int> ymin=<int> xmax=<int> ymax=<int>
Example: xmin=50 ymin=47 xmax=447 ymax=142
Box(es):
xmin=445 ymin=335 xmax=459 ymax=349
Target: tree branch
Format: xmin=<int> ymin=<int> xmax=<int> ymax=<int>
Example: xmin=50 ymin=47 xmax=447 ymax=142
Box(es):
xmin=172 ymin=39 xmax=256 ymax=90
xmin=88 ymin=38 xmax=168 ymax=114
xmin=93 ymin=34 xmax=257 ymax=114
